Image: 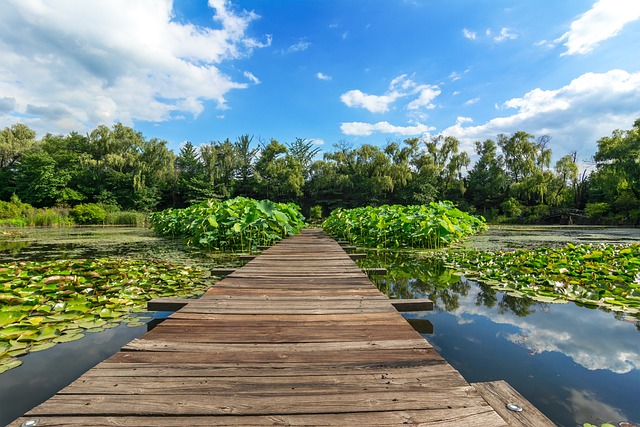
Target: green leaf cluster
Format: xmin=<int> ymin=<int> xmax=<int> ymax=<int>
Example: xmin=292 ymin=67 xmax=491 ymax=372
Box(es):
xmin=446 ymin=243 xmax=640 ymax=314
xmin=322 ymin=201 xmax=487 ymax=249
xmin=0 ymin=258 xmax=208 ymax=373
xmin=150 ymin=197 xmax=306 ymax=251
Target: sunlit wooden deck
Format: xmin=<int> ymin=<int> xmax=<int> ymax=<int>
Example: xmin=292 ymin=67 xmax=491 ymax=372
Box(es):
xmin=11 ymin=229 xmax=552 ymax=426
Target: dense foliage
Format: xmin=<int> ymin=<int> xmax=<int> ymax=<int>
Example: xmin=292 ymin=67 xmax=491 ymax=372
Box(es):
xmin=1 ymin=119 xmax=638 ymax=223
xmin=150 ymin=197 xmax=305 ymax=251
xmin=446 ymin=243 xmax=640 ymax=314
xmin=0 ymin=198 xmax=145 ymax=227
xmin=322 ymin=202 xmax=486 ymax=249
xmin=0 ymin=258 xmax=209 ymax=373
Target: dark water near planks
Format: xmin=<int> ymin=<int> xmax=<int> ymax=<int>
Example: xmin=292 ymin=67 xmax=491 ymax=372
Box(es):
xmin=1 ymin=226 xmax=639 ymax=426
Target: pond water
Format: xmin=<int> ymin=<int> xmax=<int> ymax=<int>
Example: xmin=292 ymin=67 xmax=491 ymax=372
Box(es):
xmin=0 ymin=227 xmax=239 ymax=425
xmin=361 ymin=225 xmax=640 ymax=427
xmin=1 ymin=226 xmax=639 ymax=426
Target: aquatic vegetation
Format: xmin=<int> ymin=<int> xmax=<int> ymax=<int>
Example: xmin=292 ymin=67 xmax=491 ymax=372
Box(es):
xmin=322 ymin=201 xmax=486 ymax=249
xmin=445 ymin=243 xmax=640 ymax=314
xmin=150 ymin=197 xmax=306 ymax=251
xmin=0 ymin=258 xmax=210 ymax=373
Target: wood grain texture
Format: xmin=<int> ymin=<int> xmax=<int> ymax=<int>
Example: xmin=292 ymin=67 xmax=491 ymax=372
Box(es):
xmin=9 ymin=229 xmax=532 ymax=426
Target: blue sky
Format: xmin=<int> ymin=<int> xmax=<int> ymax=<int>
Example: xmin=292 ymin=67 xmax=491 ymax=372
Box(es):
xmin=1 ymin=0 xmax=639 ymax=166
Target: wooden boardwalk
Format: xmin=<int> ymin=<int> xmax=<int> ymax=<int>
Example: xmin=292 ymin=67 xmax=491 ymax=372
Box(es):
xmin=11 ymin=229 xmax=551 ymax=426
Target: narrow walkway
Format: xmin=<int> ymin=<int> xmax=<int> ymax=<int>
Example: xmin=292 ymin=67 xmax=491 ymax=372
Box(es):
xmin=11 ymin=229 xmax=540 ymax=426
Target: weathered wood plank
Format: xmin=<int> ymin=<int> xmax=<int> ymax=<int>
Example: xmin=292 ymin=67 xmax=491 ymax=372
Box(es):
xmin=25 ymin=387 xmax=488 ymax=416
xmin=473 ymin=380 xmax=556 ymax=427
xmin=122 ymin=339 xmax=431 ymax=352
xmin=12 ymin=406 xmax=508 ymax=426
xmin=107 ymin=347 xmax=446 ymax=364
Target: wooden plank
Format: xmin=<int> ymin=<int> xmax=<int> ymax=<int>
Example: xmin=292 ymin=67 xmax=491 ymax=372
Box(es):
xmin=24 ymin=387 xmax=488 ymax=416
xmin=12 ymin=406 xmax=507 ymax=426
xmin=473 ymin=380 xmax=555 ymax=427
xmin=391 ymin=299 xmax=435 ymax=312
xmin=348 ymin=253 xmax=367 ymax=260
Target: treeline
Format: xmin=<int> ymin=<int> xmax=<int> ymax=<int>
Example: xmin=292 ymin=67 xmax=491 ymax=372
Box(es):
xmin=0 ymin=119 xmax=638 ymax=223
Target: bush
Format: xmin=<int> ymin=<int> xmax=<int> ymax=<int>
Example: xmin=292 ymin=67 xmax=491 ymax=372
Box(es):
xmin=104 ymin=211 xmax=147 ymax=226
xmin=585 ymin=202 xmax=610 ymax=219
xmin=308 ymin=205 xmax=323 ymax=223
xmin=71 ymin=203 xmax=107 ymax=225
xmin=27 ymin=207 xmax=72 ymax=227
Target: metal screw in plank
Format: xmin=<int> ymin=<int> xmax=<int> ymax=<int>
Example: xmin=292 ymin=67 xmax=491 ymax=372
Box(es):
xmin=506 ymin=403 xmax=523 ymax=412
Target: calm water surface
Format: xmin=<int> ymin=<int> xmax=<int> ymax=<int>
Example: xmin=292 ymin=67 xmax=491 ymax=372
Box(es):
xmin=1 ymin=226 xmax=639 ymax=426
xmin=363 ymin=226 xmax=640 ymax=427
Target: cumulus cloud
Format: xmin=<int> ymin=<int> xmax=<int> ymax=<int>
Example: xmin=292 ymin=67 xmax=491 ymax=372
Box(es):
xmin=442 ymin=69 xmax=640 ymax=158
xmin=0 ymin=0 xmax=268 ymax=135
xmin=317 ymin=72 xmax=332 ymax=81
xmin=464 ymin=97 xmax=480 ymax=106
xmin=493 ymin=27 xmax=518 ymax=42
xmin=340 ymin=121 xmax=434 ymax=136
xmin=340 ymin=74 xmax=441 ymax=113
xmin=463 ymin=28 xmax=477 ymax=40
xmin=556 ymin=0 xmax=640 ymax=55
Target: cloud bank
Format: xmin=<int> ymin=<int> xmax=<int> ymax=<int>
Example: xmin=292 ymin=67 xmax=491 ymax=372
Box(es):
xmin=0 ymin=0 xmax=268 ymax=135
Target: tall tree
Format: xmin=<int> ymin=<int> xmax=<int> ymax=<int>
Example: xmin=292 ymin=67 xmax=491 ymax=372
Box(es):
xmin=589 ymin=118 xmax=640 ymax=219
xmin=465 ymin=139 xmax=508 ymax=213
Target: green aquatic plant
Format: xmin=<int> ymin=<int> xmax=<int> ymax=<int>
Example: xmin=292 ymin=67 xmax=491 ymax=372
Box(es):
xmin=322 ymin=202 xmax=486 ymax=249
xmin=0 ymin=258 xmax=210 ymax=373
xmin=150 ymin=197 xmax=306 ymax=252
xmin=446 ymin=243 xmax=640 ymax=315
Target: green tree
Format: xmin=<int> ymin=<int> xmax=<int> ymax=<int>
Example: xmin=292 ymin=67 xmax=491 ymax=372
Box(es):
xmin=0 ymin=124 xmax=37 ymax=200
xmin=14 ymin=150 xmax=71 ymax=207
xmin=589 ymin=118 xmax=640 ymax=221
xmin=465 ymin=139 xmax=508 ymax=213
xmin=254 ymin=139 xmax=304 ymax=202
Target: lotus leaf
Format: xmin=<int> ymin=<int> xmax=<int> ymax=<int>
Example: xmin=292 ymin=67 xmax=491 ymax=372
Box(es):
xmin=0 ymin=257 xmax=212 ymax=374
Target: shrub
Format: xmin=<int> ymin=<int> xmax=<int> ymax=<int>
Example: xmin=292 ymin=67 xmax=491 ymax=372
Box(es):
xmin=27 ymin=207 xmax=72 ymax=227
xmin=104 ymin=211 xmax=146 ymax=226
xmin=71 ymin=203 xmax=107 ymax=225
xmin=584 ymin=202 xmax=610 ymax=219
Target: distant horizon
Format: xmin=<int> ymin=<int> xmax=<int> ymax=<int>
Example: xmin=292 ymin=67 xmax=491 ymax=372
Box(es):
xmin=1 ymin=0 xmax=639 ymax=167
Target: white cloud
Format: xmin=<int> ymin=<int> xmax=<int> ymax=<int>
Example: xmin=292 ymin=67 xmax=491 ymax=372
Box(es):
xmin=244 ymin=71 xmax=260 ymax=84
xmin=282 ymin=39 xmax=311 ymax=54
xmin=309 ymin=138 xmax=325 ymax=145
xmin=407 ymin=85 xmax=441 ymax=110
xmin=442 ymin=69 xmax=640 ymax=159
xmin=556 ymin=0 xmax=640 ymax=56
xmin=340 ymin=90 xmax=402 ymax=114
xmin=463 ymin=28 xmax=477 ymax=40
xmin=317 ymin=72 xmax=332 ymax=81
xmin=341 ymin=74 xmax=441 ymax=113
xmin=494 ymin=27 xmax=518 ymax=42
xmin=464 ymin=97 xmax=480 ymax=106
xmin=340 ymin=121 xmax=434 ymax=136
xmin=449 ymin=72 xmax=462 ymax=82
xmin=0 ymin=0 xmax=268 ymax=135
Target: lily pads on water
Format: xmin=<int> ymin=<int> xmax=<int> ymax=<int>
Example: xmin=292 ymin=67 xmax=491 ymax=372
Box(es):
xmin=445 ymin=243 xmax=640 ymax=315
xmin=0 ymin=258 xmax=211 ymax=373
